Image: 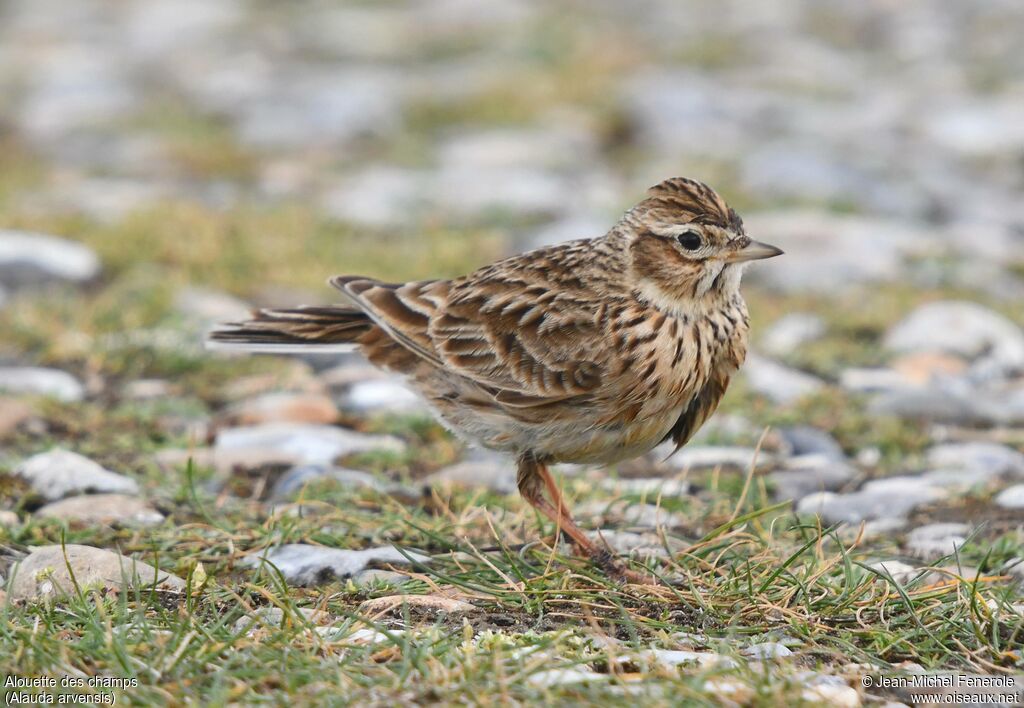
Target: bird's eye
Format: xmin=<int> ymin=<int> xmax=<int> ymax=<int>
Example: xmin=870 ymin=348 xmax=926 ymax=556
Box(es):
xmin=676 ymin=230 xmax=702 ymax=250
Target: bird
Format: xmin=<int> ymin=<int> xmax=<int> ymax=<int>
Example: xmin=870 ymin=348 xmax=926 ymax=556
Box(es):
xmin=207 ymin=177 xmax=782 ymax=582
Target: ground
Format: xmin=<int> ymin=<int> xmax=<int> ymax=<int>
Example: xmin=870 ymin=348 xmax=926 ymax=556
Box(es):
xmin=1 ymin=1 xmax=1023 ymax=706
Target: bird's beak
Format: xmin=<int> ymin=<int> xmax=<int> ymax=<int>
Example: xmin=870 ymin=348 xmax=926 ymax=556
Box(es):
xmin=725 ymin=240 xmax=784 ymax=263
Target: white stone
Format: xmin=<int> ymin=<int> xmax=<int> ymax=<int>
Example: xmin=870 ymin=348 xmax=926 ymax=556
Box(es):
xmin=34 ymin=494 xmax=163 ymax=526
xmin=0 ymin=230 xmax=100 ymax=286
xmin=8 ymin=545 xmax=184 ymax=600
xmin=243 ymin=544 xmax=429 ymax=586
xmin=0 ymin=367 xmax=85 ymax=402
xmin=215 ymin=423 xmax=404 ymax=466
xmin=995 ymin=484 xmax=1024 ymax=510
xmin=761 ymin=313 xmax=826 ymax=357
xmin=15 ymin=449 xmax=139 ymax=501
xmin=884 ymin=301 xmax=1024 ymax=368
xmin=743 ymin=353 xmax=825 ymax=404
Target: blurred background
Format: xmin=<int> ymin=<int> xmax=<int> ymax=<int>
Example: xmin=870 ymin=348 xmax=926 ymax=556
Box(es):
xmin=0 ymin=0 xmax=1023 ymax=456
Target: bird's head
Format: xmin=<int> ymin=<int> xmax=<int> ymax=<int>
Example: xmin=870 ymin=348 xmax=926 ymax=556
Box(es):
xmin=623 ymin=177 xmax=782 ymax=310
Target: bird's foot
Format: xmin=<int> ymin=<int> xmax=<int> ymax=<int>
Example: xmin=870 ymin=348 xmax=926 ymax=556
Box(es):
xmin=587 ymin=547 xmax=658 ymax=586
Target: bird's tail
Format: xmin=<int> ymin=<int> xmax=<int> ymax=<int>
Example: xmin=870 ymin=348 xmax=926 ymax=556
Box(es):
xmin=205 ymin=306 xmax=372 ymax=354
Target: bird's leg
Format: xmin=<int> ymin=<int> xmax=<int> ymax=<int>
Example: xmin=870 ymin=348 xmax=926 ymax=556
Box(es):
xmin=516 ymin=455 xmax=599 ymax=554
xmin=517 ymin=456 xmax=655 ymax=584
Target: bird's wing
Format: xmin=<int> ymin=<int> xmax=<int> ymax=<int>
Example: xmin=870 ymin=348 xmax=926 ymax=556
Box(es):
xmin=660 ymin=367 xmax=732 ymax=456
xmin=330 ymin=273 xmax=607 ymax=406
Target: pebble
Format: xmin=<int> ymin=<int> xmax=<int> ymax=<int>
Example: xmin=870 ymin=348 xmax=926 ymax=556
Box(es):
xmin=796 ymin=476 xmax=945 ymax=524
xmin=599 ymin=477 xmax=692 ymax=498
xmin=926 ymin=443 xmax=1024 ymax=479
xmin=340 ymin=379 xmax=426 ymax=416
xmin=760 ymin=313 xmax=826 ymax=357
xmin=768 ymin=455 xmax=857 ymax=501
xmin=0 ymin=398 xmax=38 ymax=437
xmin=0 ymin=510 xmax=19 ymax=527
xmin=743 ymin=354 xmax=825 ymax=404
xmin=0 ymin=230 xmax=101 ymax=287
xmin=884 ymin=301 xmax=1024 ymax=369
xmin=352 ymin=569 xmax=407 ymax=587
xmin=742 ymin=642 xmax=793 ymax=660
xmin=359 ymin=593 xmax=476 ymax=615
xmin=526 ymin=667 xmax=610 ymax=688
xmin=704 ymin=677 xmax=754 ymax=702
xmin=270 ymin=465 xmax=389 ymax=500
xmin=175 ymin=286 xmax=251 ymax=331
xmin=637 ymin=649 xmax=737 ymax=669
xmin=584 ymin=530 xmax=687 ymax=559
xmin=7 ymin=544 xmax=185 ymax=601
xmin=995 ymin=484 xmax=1024 ymax=510
xmin=0 ymin=367 xmax=85 ymax=402
xmin=214 ymin=423 xmax=405 ymax=466
xmin=242 ymin=543 xmax=430 ymax=586
xmin=579 ymin=500 xmax=684 ymax=530
xmin=868 ymin=560 xmax=920 ymax=585
xmin=425 ymin=458 xmax=517 ymax=495
xmin=232 ymin=606 xmax=333 ymax=636
xmin=800 ymin=683 xmax=860 ymax=707
xmin=659 ymin=445 xmax=773 ymax=472
xmin=742 ymin=211 xmax=930 ymax=293
xmin=776 ymin=426 xmax=845 ymax=460
xmin=905 ymin=523 xmax=971 ymax=559
xmin=223 ymin=392 xmax=339 ymax=426
xmin=34 ymin=494 xmax=164 ymax=526
xmin=15 ymin=449 xmax=139 ymax=501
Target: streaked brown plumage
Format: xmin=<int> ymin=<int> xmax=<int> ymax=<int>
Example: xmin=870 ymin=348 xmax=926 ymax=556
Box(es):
xmin=209 ymin=177 xmax=782 ymax=581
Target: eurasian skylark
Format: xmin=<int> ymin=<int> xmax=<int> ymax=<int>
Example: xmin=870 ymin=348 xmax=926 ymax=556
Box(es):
xmin=209 ymin=177 xmax=782 ymax=581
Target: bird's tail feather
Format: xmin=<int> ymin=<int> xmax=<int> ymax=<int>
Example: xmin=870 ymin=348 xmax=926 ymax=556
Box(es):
xmin=205 ymin=306 xmax=371 ymax=354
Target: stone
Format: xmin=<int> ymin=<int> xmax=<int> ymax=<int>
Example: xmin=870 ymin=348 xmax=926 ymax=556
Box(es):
xmin=7 ymin=545 xmax=185 ymax=601
xmin=743 ymin=354 xmax=825 ymax=404
xmin=868 ymin=560 xmax=920 ymax=586
xmin=637 ymin=649 xmax=737 ymax=669
xmin=0 ymin=398 xmax=38 ymax=436
xmin=352 ymin=569 xmax=407 ymax=587
xmin=0 ymin=367 xmax=85 ymax=402
xmin=214 ymin=423 xmax=405 ymax=466
xmin=175 ymin=287 xmax=250 ymax=332
xmin=425 ymin=458 xmax=517 ymax=495
xmin=338 ymin=379 xmax=425 ymax=416
xmin=800 ymin=684 xmax=860 ymax=707
xmin=768 ymin=456 xmax=857 ymax=501
xmin=579 ymin=500 xmax=684 ymax=529
xmin=995 ymin=484 xmax=1024 ymax=510
xmin=121 ymin=379 xmax=176 ymax=400
xmin=742 ymin=211 xmax=930 ymax=293
xmin=703 ymin=678 xmax=754 ymax=704
xmin=797 ymin=476 xmax=945 ymax=524
xmin=359 ymin=594 xmax=476 ymax=615
xmin=223 ymin=392 xmax=339 ymax=426
xmin=884 ymin=301 xmax=1024 ymax=369
xmin=776 ymin=426 xmax=845 ymax=460
xmin=761 ymin=313 xmax=826 ymax=357
xmin=0 ymin=510 xmax=19 ymax=527
xmin=925 ymin=443 xmax=1024 ymax=479
xmin=243 ymin=544 xmax=430 ymax=586
xmin=905 ymin=523 xmax=971 ymax=559
xmin=742 ymin=642 xmax=793 ymax=659
xmin=585 ymin=530 xmax=687 ymax=559
xmin=0 ymin=230 xmax=100 ymax=288
xmin=34 ymin=494 xmax=164 ymax=526
xmin=15 ymin=449 xmax=139 ymax=501
xmin=527 ymin=668 xmax=610 ymax=688
xmin=599 ymin=477 xmax=692 ymax=498
xmin=659 ymin=446 xmax=773 ymax=472
xmin=889 ymin=352 xmax=968 ymax=386
xmin=270 ymin=465 xmax=389 ymax=500
xmin=232 ymin=606 xmax=333 ymax=636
